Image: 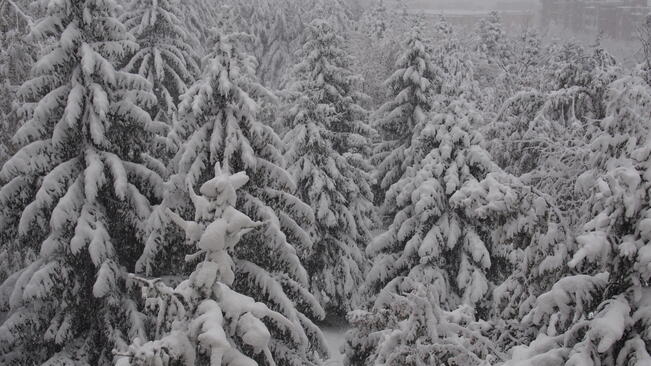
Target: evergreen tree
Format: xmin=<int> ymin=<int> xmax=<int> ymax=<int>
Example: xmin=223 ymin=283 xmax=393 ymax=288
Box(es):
xmin=0 ymin=0 xmax=164 ymax=363
xmin=476 ymin=11 xmax=511 ymax=67
xmin=179 ymin=0 xmax=223 ymax=51
xmin=349 ymin=3 xmax=402 ymax=106
xmin=282 ymin=20 xmax=374 ymax=316
xmin=373 ymin=30 xmax=438 ymax=207
xmin=638 ymin=14 xmax=651 ymax=85
xmin=0 ymin=0 xmax=38 ymax=282
xmin=118 ymin=166 xmax=320 ymax=366
xmin=0 ymin=0 xmax=36 ymax=167
xmin=505 ymin=75 xmax=651 ymax=366
xmin=307 ymin=0 xmax=353 ymax=33
xmin=357 ymin=1 xmax=390 ymax=40
xmin=344 ymin=280 xmax=498 ymax=366
xmin=346 ymin=99 xmax=568 ymax=365
xmin=221 ymin=0 xmax=307 ymax=89
xmin=474 ymin=27 xmax=542 ymax=115
xmin=429 ymin=16 xmax=481 ymax=104
xmin=122 ymin=0 xmax=200 ymax=152
xmin=255 ymin=7 xmax=296 ymax=88
xmin=161 ymin=29 xmax=328 ymax=364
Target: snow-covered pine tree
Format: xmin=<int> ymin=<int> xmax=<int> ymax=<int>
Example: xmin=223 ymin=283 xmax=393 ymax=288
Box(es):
xmin=0 ymin=0 xmax=38 ymax=283
xmin=373 ymin=29 xmax=438 ymax=207
xmin=220 ymin=0 xmax=306 ymax=89
xmin=117 ymin=165 xmax=323 ymax=366
xmin=164 ymin=29 xmax=328 ymax=364
xmin=357 ymin=0 xmax=390 ymax=40
xmin=429 ymin=16 xmax=481 ymax=104
xmin=344 ymin=279 xmax=498 ymax=366
xmin=255 ymin=7 xmax=295 ymax=88
xmin=0 ymin=0 xmax=36 ymax=165
xmin=282 ymin=19 xmax=374 ymax=316
xmin=0 ymin=0 xmax=164 ymax=364
xmin=345 ymin=98 xmax=569 ymax=365
xmin=307 ymin=0 xmax=353 ymax=33
xmin=505 ymin=75 xmax=651 ymax=366
xmin=638 ymin=14 xmax=651 ymax=85
xmin=475 ymin=11 xmax=511 ymax=67
xmin=487 ymin=192 xmax=571 ymax=351
xmin=179 ymin=0 xmax=223 ymax=51
xmin=349 ymin=3 xmax=402 ymax=107
xmin=122 ymin=0 xmax=200 ymax=157
xmin=474 ymin=26 xmax=541 ymax=115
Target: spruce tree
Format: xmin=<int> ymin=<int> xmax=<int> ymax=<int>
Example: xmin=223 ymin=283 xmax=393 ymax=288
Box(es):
xmin=0 ymin=0 xmax=35 ymax=165
xmin=121 ymin=0 xmax=200 ymax=147
xmin=282 ymin=19 xmax=373 ymax=316
xmin=118 ymin=165 xmax=320 ymax=366
xmin=0 ymin=0 xmax=164 ymax=364
xmin=221 ymin=0 xmax=306 ymax=89
xmin=307 ymin=0 xmax=353 ymax=33
xmin=179 ymin=0 xmax=223 ymax=50
xmin=373 ymin=30 xmax=438 ymax=207
xmin=346 ymin=99 xmax=569 ymax=365
xmin=0 ymin=0 xmax=37 ymax=283
xmin=161 ymin=29 xmax=328 ymax=364
xmin=476 ymin=11 xmax=511 ymax=67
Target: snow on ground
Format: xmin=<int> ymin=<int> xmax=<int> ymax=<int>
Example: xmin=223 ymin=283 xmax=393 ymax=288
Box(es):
xmin=321 ymin=318 xmax=349 ymax=365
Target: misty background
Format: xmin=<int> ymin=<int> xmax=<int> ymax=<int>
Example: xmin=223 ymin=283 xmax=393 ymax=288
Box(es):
xmin=373 ymin=0 xmax=651 ymax=65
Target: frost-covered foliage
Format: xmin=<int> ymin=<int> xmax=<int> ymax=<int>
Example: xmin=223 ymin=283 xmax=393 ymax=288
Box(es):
xmin=282 ymin=20 xmax=374 ymax=315
xmin=288 ymin=20 xmax=374 ymax=157
xmin=475 ymin=11 xmax=511 ymax=67
xmin=221 ymin=0 xmax=303 ymax=89
xmin=373 ymin=20 xmax=483 ymax=209
xmin=344 ymin=280 xmax=498 ymax=366
xmin=179 ymin=0 xmax=224 ymax=50
xmin=0 ymin=0 xmax=36 ymax=168
xmin=373 ymin=30 xmax=439 ymax=206
xmin=348 ymin=4 xmax=402 ymax=106
xmin=348 ymin=97 xmax=570 ymax=365
xmin=306 ymin=0 xmax=354 ymax=33
xmin=2 ymin=2 xmax=651 ymax=365
xmin=429 ymin=16 xmax=481 ymax=103
xmin=357 ymin=1 xmax=390 ymax=40
xmin=0 ymin=0 xmax=38 ymax=284
xmin=369 ymin=99 xmax=551 ymax=308
xmin=122 ymin=0 xmax=200 ymax=124
xmin=639 ymin=14 xmax=651 ymax=85
xmin=0 ymin=0 xmax=165 ymax=363
xmin=485 ymin=42 xmax=622 ymax=218
xmin=474 ymin=24 xmax=541 ymax=114
xmin=218 ymin=0 xmax=362 ymax=90
xmin=506 ymin=75 xmax=651 ymax=366
xmin=161 ymin=28 xmax=328 ymax=364
xmin=117 ymin=166 xmax=325 ymax=366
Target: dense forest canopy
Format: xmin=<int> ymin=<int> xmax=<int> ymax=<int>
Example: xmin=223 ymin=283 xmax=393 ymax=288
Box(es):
xmin=1 ymin=0 xmax=651 ymax=365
